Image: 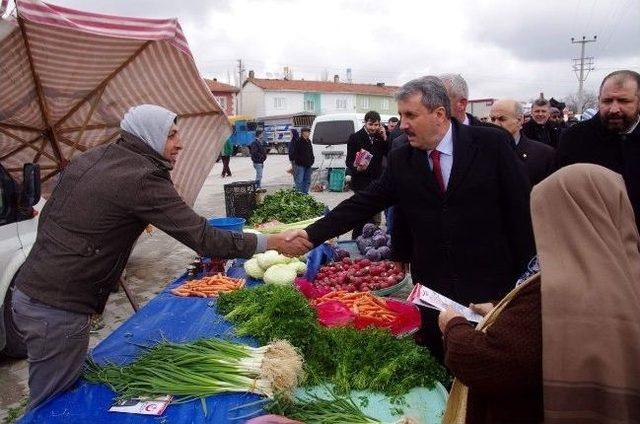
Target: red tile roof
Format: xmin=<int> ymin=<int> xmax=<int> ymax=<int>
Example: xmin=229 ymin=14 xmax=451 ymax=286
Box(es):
xmin=205 ymin=79 xmax=240 ymax=93
xmin=245 ymin=78 xmax=398 ymax=96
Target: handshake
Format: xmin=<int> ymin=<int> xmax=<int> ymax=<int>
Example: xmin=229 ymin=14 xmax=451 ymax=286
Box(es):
xmin=266 ymin=229 xmax=313 ymax=257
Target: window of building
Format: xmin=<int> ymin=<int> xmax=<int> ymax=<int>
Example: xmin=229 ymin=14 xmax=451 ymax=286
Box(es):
xmin=382 ymin=98 xmax=390 ymax=110
xmin=360 ymin=97 xmax=370 ymax=108
xmin=336 ymin=98 xmax=347 ymax=109
xmin=304 ymin=99 xmax=315 ymax=112
xmin=215 ymin=96 xmax=227 ymax=111
xmin=274 ymin=97 xmax=287 ymax=109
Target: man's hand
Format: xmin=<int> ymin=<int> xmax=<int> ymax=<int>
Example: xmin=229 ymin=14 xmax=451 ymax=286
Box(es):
xmin=469 ymin=302 xmax=494 ymax=317
xmin=438 ymin=308 xmax=464 ymax=333
xmin=356 ymin=164 xmax=368 ymax=172
xmin=266 ymin=230 xmax=312 ymax=257
xmin=378 ymin=128 xmax=387 ymax=141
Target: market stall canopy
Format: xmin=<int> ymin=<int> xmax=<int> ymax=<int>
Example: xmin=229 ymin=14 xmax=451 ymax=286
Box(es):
xmin=0 ymin=0 xmax=230 ymax=205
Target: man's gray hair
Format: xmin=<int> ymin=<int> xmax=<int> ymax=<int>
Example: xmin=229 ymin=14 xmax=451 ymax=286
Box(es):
xmin=395 ymin=76 xmax=452 ymax=118
xmin=513 ymin=102 xmax=524 ymax=118
xmin=438 ymin=73 xmax=469 ymax=99
xmin=532 ymin=98 xmax=550 ymax=108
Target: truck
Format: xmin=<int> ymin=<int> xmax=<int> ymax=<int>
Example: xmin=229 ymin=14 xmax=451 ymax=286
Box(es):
xmin=227 ymin=115 xmax=259 ymax=156
xmin=0 ymin=162 xmax=42 ymax=358
xmin=227 ymin=113 xmax=316 ymax=156
xmin=254 ymin=112 xmax=316 ymax=155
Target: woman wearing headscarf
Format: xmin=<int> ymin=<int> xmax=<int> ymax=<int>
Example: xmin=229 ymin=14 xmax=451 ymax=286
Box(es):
xmin=11 ymin=104 xmax=310 ymax=411
xmin=438 ymin=163 xmax=640 ymax=423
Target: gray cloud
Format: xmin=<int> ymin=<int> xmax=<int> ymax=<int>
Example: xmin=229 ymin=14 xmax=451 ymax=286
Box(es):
xmin=20 ymin=0 xmax=640 ymax=101
xmin=466 ymin=0 xmax=640 ymax=61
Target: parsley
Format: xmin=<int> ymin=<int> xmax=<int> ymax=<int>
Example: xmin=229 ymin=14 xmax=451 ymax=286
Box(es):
xmin=217 ymin=286 xmax=448 ymax=396
xmin=248 ymin=189 xmax=326 ymax=225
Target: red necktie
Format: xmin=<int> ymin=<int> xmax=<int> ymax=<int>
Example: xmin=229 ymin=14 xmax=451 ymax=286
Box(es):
xmin=430 ymin=150 xmax=445 ymax=193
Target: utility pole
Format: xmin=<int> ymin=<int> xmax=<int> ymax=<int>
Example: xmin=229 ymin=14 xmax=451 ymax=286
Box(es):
xmin=237 ymin=59 xmax=245 ymax=115
xmin=571 ymin=35 xmax=597 ymax=113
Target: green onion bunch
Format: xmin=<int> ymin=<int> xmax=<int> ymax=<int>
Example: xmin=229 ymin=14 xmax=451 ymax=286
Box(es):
xmin=84 ymin=338 xmax=304 ymax=400
xmin=267 ymin=391 xmax=418 ymax=424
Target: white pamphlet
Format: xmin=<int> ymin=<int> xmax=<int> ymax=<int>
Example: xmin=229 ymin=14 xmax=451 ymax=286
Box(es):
xmin=408 ymin=284 xmax=483 ymax=323
xmin=109 ymin=395 xmax=172 ymax=416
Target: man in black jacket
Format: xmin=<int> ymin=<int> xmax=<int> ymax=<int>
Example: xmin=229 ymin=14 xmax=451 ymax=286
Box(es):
xmin=345 ymin=110 xmax=389 ymax=237
xmin=249 ymin=129 xmax=268 ymax=188
xmin=302 ymin=77 xmax=535 ymax=362
xmin=490 ymin=99 xmax=556 ymax=185
xmin=558 ymin=70 xmax=640 ymax=230
xmin=522 ymin=98 xmax=561 ymax=148
xmin=438 ymin=73 xmax=514 ymax=138
xmin=292 ymin=127 xmax=314 ymax=193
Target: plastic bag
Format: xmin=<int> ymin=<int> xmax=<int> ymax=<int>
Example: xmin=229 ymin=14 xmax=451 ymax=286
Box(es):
xmin=316 ymin=300 xmax=356 ymax=327
xmin=302 ymin=243 xmax=335 ymax=281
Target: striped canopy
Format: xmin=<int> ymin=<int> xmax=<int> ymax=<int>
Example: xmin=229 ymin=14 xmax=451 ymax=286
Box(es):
xmin=0 ymin=0 xmax=230 ymax=205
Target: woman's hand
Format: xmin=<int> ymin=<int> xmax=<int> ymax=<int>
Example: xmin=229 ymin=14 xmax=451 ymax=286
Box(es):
xmin=438 ymin=308 xmax=463 ymax=333
xmin=469 ymin=302 xmax=494 ymax=317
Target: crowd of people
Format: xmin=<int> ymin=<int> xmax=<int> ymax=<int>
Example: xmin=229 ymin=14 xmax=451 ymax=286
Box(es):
xmin=8 ymin=69 xmax=640 ymax=423
xmin=299 ymin=70 xmax=640 ymax=423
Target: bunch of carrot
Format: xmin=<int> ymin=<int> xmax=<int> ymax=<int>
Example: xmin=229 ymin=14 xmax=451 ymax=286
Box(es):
xmin=171 ymin=274 xmax=245 ymax=298
xmin=314 ymin=291 xmax=397 ymax=324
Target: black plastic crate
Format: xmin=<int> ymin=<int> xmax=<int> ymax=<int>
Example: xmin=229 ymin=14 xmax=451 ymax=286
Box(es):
xmin=224 ymin=181 xmax=256 ymax=219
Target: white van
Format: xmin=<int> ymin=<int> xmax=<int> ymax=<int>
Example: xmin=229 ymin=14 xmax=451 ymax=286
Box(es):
xmin=0 ymin=163 xmax=42 ymax=358
xmin=310 ymin=113 xmax=397 ymax=170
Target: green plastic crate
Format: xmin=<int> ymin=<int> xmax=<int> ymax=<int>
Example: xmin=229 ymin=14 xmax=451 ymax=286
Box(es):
xmin=328 ymin=167 xmax=346 ymax=192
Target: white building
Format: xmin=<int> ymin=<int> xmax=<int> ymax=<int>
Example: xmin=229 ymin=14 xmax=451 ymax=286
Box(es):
xmin=239 ymin=73 xmax=398 ymax=118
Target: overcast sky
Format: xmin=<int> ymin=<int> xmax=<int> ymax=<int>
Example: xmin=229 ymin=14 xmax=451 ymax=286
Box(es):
xmin=5 ymin=0 xmax=640 ymax=101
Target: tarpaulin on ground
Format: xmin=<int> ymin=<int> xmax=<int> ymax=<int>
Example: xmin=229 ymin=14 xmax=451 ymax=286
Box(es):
xmin=19 ymin=261 xmax=265 ymax=424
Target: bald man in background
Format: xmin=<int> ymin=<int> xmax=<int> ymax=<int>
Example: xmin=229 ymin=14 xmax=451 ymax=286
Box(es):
xmin=490 ymin=99 xmax=556 ymax=185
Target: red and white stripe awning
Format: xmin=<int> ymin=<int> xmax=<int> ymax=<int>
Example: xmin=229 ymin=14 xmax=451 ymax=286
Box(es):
xmin=0 ymin=0 xmax=230 ymax=205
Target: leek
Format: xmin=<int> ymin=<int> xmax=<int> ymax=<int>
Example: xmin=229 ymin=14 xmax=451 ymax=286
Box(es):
xmin=84 ymin=338 xmax=303 ymax=400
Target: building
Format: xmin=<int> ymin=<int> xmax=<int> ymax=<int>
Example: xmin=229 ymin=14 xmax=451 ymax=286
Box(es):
xmin=466 ymin=98 xmax=498 ymax=120
xmin=205 ymin=78 xmax=239 ymax=116
xmin=239 ymin=72 xmax=398 ymax=118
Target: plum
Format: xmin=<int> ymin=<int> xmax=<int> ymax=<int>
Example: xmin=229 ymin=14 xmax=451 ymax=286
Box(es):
xmin=365 ymin=249 xmax=381 ymax=261
xmin=372 ymin=234 xmax=387 ymax=248
xmin=362 ymin=223 xmax=377 ymax=238
xmin=377 ymin=246 xmax=391 ymax=259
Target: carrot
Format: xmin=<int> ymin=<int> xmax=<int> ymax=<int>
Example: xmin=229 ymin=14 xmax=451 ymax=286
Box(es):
xmin=171 ymin=274 xmax=245 ymax=298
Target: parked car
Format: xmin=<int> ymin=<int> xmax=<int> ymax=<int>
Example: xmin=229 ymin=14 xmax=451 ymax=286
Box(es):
xmin=310 ymin=113 xmax=397 ymax=170
xmin=0 ymin=163 xmax=42 ymax=358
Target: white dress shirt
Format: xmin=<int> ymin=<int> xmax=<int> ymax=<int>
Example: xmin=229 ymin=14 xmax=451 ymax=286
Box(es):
xmin=427 ymin=122 xmax=454 ymax=190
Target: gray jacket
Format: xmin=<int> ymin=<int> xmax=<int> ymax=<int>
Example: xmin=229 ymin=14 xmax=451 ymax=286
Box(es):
xmin=16 ymin=132 xmax=258 ymax=314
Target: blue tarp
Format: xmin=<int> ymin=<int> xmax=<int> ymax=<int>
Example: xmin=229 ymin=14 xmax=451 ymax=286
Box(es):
xmin=19 ymin=260 xmax=266 ymax=424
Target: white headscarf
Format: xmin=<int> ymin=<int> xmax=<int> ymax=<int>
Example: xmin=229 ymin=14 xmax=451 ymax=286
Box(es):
xmin=120 ymin=104 xmax=177 ymax=155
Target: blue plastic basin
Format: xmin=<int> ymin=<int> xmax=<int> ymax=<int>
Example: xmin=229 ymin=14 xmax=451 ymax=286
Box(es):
xmin=208 ymin=217 xmax=246 ymax=233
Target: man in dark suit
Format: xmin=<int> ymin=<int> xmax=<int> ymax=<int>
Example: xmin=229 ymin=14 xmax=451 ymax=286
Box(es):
xmin=558 ymin=70 xmax=640 ymax=230
xmin=438 ymin=73 xmax=513 ymax=132
xmin=522 ymin=98 xmax=561 ymax=148
xmin=345 ymin=110 xmax=389 ymax=238
xmin=302 ymin=76 xmax=535 ymax=362
xmin=490 ymin=99 xmax=556 ymax=185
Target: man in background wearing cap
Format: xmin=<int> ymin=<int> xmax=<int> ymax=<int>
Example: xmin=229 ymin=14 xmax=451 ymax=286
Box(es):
xmin=291 ymin=127 xmax=314 ymax=193
xmin=10 ymin=104 xmax=310 ymax=411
